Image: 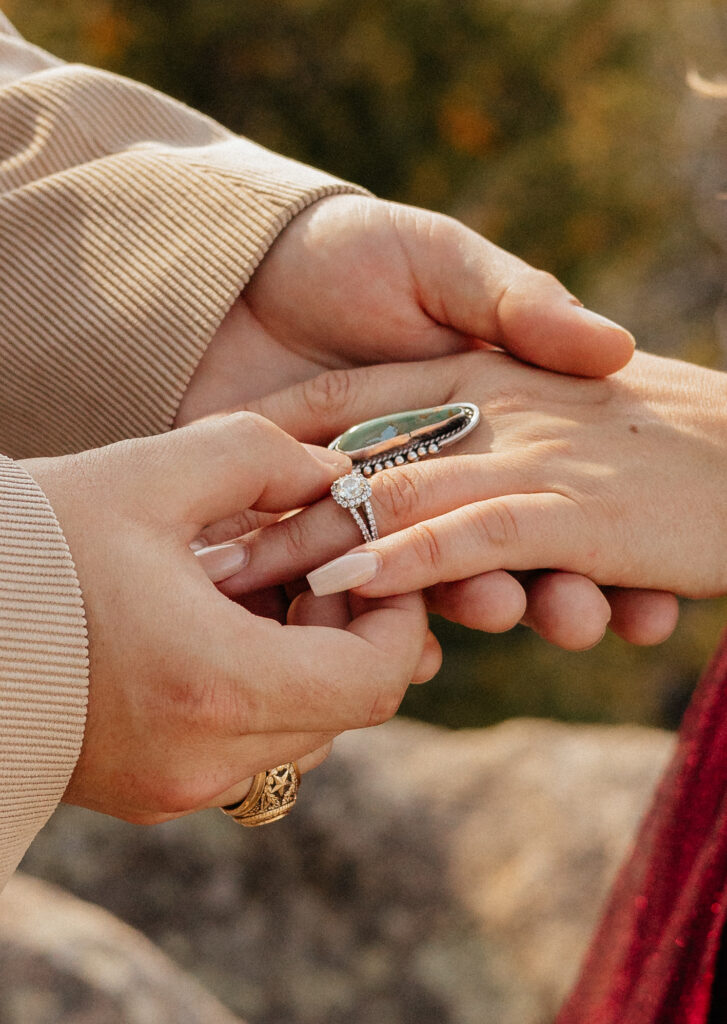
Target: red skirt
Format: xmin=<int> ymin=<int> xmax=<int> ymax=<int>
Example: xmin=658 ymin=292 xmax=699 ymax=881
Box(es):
xmin=557 ymin=635 xmax=727 ymax=1023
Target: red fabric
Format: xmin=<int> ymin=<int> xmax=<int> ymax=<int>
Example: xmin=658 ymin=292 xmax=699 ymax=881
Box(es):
xmin=557 ymin=633 xmax=727 ymax=1024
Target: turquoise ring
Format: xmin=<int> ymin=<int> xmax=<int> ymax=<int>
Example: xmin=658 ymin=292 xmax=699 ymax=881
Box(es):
xmin=328 ymin=403 xmax=479 ymax=542
xmin=328 ymin=403 xmax=480 ymax=476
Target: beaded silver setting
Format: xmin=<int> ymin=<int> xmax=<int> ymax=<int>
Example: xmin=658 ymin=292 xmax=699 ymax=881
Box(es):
xmin=328 ymin=403 xmax=480 ymax=476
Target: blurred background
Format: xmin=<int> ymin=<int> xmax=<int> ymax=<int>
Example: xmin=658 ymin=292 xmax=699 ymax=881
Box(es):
xmin=6 ymin=0 xmax=727 ymax=731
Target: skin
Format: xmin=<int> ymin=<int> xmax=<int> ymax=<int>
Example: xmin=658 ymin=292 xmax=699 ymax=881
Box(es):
xmin=20 ymin=414 xmax=437 ymax=822
xmin=223 ymin=349 xmax=727 ymax=639
xmin=178 ymin=193 xmax=670 ymax=648
xmin=19 ymin=196 xmax=651 ymax=819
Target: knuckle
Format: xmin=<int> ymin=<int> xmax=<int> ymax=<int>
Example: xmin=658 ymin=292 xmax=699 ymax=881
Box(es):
xmin=469 ymin=499 xmax=521 ymax=550
xmin=226 ymin=410 xmax=274 ymax=446
xmin=529 ymin=267 xmax=561 ymax=292
xmin=496 ymin=268 xmax=561 ymax=328
xmin=280 ymin=508 xmax=310 ymax=561
xmin=409 ymin=521 xmax=444 ymax=573
xmin=372 ymin=469 xmax=421 ymax=528
xmin=301 ymin=369 xmax=354 ymax=420
xmin=365 ymin=686 xmax=405 ymax=728
xmin=199 ymin=509 xmax=261 ymax=545
xmin=165 ymin=674 xmax=219 ymax=729
xmin=150 ymin=774 xmax=201 ymax=815
xmin=165 ymin=661 xmax=256 ymax=737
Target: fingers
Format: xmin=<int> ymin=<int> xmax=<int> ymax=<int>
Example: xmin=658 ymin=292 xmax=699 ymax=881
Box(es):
xmin=519 ymin=576 xmax=678 ymax=648
xmin=604 ymin=588 xmax=680 ymax=645
xmin=400 ymin=211 xmax=635 ymax=377
xmin=194 ymin=539 xmax=250 ymax=582
xmin=412 ymin=630 xmax=444 ymax=682
xmin=240 ymin=358 xmax=459 ymax=446
xmin=208 ymin=741 xmax=334 ymax=809
xmin=289 ymin=588 xmax=442 ymax=682
xmin=212 ymin=589 xmax=429 ymax=735
xmin=229 ymin=452 xmax=537 ymax=596
xmin=425 ymin=571 xmax=528 ymax=632
xmin=287 ymin=589 xmax=353 ymax=630
xmin=117 ymin=412 xmax=351 ymax=527
xmin=482 ymin=259 xmax=636 ymax=378
xmin=519 ymin=572 xmax=612 ymax=650
xmin=307 ymin=492 xmax=586 ymax=599
xmin=423 ymin=568 xmax=678 ymax=650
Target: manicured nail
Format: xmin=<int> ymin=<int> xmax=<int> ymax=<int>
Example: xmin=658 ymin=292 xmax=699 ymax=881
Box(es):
xmin=574 ymin=307 xmax=635 ymax=346
xmin=194 ymin=540 xmax=250 ymax=583
xmin=307 ymin=550 xmax=382 ymax=597
xmin=189 ymin=538 xmax=206 ymax=552
xmin=304 ymin=444 xmax=352 ymax=472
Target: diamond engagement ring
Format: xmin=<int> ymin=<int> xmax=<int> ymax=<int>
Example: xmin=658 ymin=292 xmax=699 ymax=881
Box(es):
xmin=329 ymin=403 xmax=479 ymax=543
xmin=221 ymin=763 xmax=300 ymax=827
xmin=331 ymin=472 xmax=379 ymax=544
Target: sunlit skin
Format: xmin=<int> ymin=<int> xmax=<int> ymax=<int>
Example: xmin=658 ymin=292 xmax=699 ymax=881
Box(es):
xmin=179 ymin=194 xmax=674 ymax=649
xmin=229 ymin=350 xmax=723 ymax=642
xmin=21 ymin=415 xmax=437 ymax=823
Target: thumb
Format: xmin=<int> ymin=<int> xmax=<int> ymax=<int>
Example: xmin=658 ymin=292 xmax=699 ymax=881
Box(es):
xmin=118 ymin=412 xmax=351 ymax=527
xmin=402 ymin=211 xmax=635 ymax=378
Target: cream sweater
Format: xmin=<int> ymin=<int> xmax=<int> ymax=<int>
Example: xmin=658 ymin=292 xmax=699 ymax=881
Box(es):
xmin=0 ymin=12 xmax=362 ymax=888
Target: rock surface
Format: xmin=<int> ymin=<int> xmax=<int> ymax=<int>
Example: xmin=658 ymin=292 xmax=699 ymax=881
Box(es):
xmin=0 ymin=873 xmax=245 ymax=1024
xmin=11 ymin=718 xmax=675 ymax=1024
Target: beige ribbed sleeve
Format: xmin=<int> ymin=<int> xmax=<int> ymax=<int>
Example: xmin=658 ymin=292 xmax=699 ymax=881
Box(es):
xmin=0 ymin=15 xmax=366 ymax=888
xmin=0 ymin=32 xmax=366 ymax=458
xmin=0 ymin=456 xmax=88 ymax=886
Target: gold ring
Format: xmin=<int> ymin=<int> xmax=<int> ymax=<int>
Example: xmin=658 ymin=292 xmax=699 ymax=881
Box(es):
xmin=221 ymin=762 xmax=300 ymax=827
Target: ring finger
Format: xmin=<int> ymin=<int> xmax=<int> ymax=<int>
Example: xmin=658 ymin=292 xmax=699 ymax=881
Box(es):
xmin=209 ymin=741 xmax=334 ymax=810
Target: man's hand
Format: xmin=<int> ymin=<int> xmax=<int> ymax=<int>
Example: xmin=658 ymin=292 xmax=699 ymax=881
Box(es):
xmin=175 ymin=194 xmax=635 ymax=427
xmin=22 ymin=415 xmax=437 ymax=822
xmin=176 ymin=193 xmax=648 ymax=650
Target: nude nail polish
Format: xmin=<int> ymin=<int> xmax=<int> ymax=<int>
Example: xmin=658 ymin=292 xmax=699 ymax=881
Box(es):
xmin=194 ymin=540 xmax=250 ymax=583
xmin=307 ymin=550 xmax=382 ymax=597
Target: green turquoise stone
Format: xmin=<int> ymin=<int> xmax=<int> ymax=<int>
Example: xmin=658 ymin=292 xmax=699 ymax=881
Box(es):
xmin=333 ymin=405 xmax=468 ymax=459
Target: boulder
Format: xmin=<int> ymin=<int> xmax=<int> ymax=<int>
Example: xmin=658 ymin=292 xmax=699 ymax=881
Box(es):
xmin=0 ymin=873 xmax=245 ymax=1024
xmin=15 ymin=718 xmax=675 ymax=1024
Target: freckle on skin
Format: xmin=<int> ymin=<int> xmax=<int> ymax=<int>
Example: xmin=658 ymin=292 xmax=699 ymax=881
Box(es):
xmin=629 ymin=424 xmax=639 ymax=433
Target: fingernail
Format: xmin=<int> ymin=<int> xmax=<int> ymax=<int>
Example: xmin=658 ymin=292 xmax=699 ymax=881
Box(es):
xmin=574 ymin=308 xmax=636 ymax=346
xmin=189 ymin=538 xmax=206 ymax=551
xmin=307 ymin=550 xmax=382 ymax=597
xmin=304 ymin=444 xmax=352 ymax=472
xmin=194 ymin=540 xmax=250 ymax=583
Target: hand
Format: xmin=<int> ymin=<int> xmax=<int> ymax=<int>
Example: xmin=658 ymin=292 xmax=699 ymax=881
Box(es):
xmin=176 ymin=192 xmax=646 ymax=649
xmin=174 ymin=193 xmax=635 ymax=428
xmin=222 ymin=351 xmax=717 ymax=648
xmin=21 ymin=414 xmax=435 ymax=823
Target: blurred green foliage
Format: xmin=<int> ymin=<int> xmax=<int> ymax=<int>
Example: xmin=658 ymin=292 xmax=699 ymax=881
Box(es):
xmin=7 ymin=0 xmax=727 ymax=729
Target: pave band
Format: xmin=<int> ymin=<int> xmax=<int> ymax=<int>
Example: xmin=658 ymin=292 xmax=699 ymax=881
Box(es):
xmin=330 ymin=472 xmax=379 ymax=543
xmin=221 ymin=763 xmax=300 ymax=827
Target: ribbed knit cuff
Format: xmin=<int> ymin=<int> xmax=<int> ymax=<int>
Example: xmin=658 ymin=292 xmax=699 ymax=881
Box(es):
xmin=0 ymin=456 xmax=88 ymax=889
xmin=0 ymin=60 xmax=368 ymax=457
xmin=0 ymin=146 xmax=366 ymax=457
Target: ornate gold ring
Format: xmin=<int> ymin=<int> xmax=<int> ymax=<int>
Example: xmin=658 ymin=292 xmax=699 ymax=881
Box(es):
xmin=221 ymin=762 xmax=300 ymax=827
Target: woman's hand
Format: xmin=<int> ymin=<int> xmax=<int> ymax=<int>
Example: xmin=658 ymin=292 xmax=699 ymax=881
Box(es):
xmin=221 ymin=350 xmax=727 ymax=646
xmin=174 ymin=192 xmax=653 ymax=650
xmin=21 ymin=414 xmax=435 ymax=823
xmin=174 ymin=194 xmax=635 ymax=427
